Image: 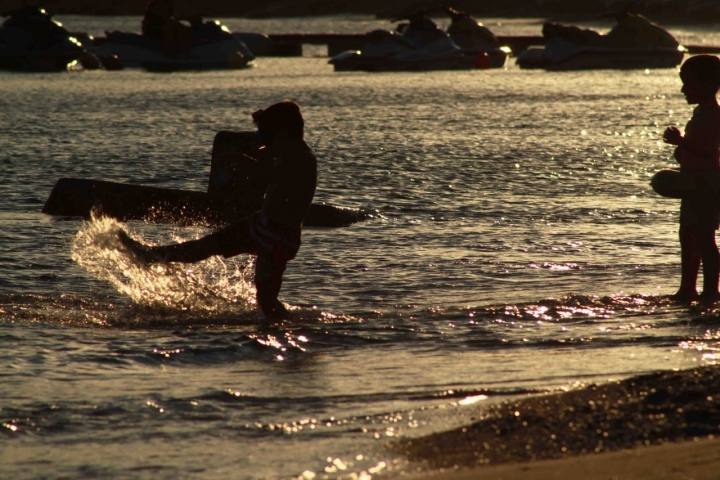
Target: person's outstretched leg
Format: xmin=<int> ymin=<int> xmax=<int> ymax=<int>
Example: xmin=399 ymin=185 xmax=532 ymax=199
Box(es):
xmin=674 ymin=225 xmax=701 ymax=301
xmin=697 ymin=228 xmax=720 ymax=301
xmin=119 ymin=229 xmax=224 ymax=263
xmin=118 ymin=219 xmax=255 ymax=264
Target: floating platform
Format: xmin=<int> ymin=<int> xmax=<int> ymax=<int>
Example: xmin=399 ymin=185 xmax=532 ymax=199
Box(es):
xmin=42 ymin=178 xmax=371 ymax=228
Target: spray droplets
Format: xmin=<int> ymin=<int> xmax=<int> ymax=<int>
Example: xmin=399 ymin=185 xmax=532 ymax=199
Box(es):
xmin=71 ymin=216 xmax=256 ymax=315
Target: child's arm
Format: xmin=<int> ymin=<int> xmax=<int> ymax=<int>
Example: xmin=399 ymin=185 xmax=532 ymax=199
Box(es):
xmin=664 ymin=126 xmax=719 ymax=170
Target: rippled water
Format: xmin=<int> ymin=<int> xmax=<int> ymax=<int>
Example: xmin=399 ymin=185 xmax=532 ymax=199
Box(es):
xmin=3 ymin=15 xmax=720 ymax=480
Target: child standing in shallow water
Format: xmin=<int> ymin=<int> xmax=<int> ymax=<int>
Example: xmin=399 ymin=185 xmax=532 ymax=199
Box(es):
xmin=662 ymin=55 xmax=720 ymax=301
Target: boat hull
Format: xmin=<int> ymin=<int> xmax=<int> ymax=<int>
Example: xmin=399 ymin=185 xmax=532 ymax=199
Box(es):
xmin=332 ymin=49 xmax=506 ymax=72
xmin=518 ymin=47 xmax=684 ymax=70
xmin=89 ymin=23 xmax=255 ymax=71
xmin=0 ymin=53 xmax=80 ymax=72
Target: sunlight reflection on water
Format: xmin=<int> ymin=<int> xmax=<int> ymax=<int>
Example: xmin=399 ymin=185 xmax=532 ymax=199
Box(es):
xmin=71 ymin=215 xmax=256 ymax=314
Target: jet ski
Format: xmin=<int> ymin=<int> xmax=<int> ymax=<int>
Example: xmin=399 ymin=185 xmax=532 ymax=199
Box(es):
xmin=329 ymin=12 xmax=505 ymax=72
xmin=233 ymin=32 xmax=274 ymax=57
xmin=0 ymin=6 xmax=85 ymax=72
xmin=516 ymin=11 xmax=684 ymax=70
xmin=444 ymin=7 xmax=509 ymax=69
xmin=90 ymin=19 xmax=256 ymax=72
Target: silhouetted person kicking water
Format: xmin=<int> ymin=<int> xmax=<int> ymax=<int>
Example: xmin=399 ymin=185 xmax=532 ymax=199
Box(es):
xmin=119 ymin=101 xmax=317 ymax=319
xmin=662 ymin=55 xmax=720 ymax=301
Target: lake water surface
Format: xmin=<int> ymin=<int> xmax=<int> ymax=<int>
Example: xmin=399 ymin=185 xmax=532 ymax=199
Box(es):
xmin=2 ymin=15 xmax=720 ymax=480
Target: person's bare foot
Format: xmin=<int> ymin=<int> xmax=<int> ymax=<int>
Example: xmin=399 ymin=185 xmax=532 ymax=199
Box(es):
xmin=669 ymin=290 xmax=699 ymax=303
xmin=698 ymin=291 xmax=720 ymax=303
xmin=117 ymin=230 xmax=160 ymax=264
xmin=258 ymin=298 xmax=292 ymax=320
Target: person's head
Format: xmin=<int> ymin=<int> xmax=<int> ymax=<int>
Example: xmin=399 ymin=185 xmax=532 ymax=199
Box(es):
xmin=252 ymin=100 xmax=304 ymax=145
xmin=679 ymin=55 xmax=720 ymax=104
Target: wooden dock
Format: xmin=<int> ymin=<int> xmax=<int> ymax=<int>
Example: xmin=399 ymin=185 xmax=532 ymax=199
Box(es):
xmin=263 ymin=33 xmax=720 ymax=57
xmin=265 ymin=34 xmax=546 ymax=56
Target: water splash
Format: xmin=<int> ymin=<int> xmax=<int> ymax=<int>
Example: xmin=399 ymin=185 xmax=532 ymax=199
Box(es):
xmin=71 ymin=215 xmax=256 ymax=314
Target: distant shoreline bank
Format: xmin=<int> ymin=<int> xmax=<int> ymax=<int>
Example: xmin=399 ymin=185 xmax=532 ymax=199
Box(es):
xmin=4 ymin=0 xmax=720 ymax=24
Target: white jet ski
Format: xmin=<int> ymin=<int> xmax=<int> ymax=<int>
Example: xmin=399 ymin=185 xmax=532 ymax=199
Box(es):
xmin=329 ymin=13 xmax=504 ymax=72
xmin=0 ymin=6 xmax=85 ymax=72
xmin=444 ymin=7 xmax=509 ymax=69
xmin=90 ymin=19 xmax=256 ymax=72
xmin=517 ymin=11 xmax=684 ymax=70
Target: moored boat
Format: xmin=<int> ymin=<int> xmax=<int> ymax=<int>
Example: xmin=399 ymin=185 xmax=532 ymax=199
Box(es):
xmin=329 ymin=10 xmax=507 ymax=72
xmin=517 ymin=11 xmax=684 ymax=70
xmin=88 ymin=19 xmax=256 ymax=71
xmin=0 ymin=6 xmax=85 ymax=72
xmin=444 ymin=7 xmax=510 ymax=68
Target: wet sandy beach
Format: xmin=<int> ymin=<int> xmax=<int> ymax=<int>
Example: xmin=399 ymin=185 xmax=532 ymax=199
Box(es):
xmin=414 ymin=436 xmax=720 ymax=480
xmin=398 ymin=365 xmax=720 ymax=479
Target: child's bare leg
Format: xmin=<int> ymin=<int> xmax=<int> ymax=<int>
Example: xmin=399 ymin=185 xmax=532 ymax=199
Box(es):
xmin=254 ymin=254 xmax=290 ymax=320
xmin=697 ymin=228 xmax=720 ymax=300
xmin=674 ymin=226 xmax=701 ymax=300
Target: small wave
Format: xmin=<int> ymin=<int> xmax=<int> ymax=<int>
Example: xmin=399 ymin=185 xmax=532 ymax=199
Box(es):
xmin=464 ymin=293 xmax=683 ymax=325
xmin=0 ymin=293 xmax=120 ymax=327
xmin=70 ymin=216 xmax=256 ymax=315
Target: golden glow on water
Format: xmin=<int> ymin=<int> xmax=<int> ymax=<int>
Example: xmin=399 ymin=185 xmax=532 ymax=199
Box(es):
xmin=458 ymin=394 xmax=489 ymax=405
xmin=299 ymin=459 xmax=386 ymax=480
xmin=3 ymin=422 xmax=18 ymax=432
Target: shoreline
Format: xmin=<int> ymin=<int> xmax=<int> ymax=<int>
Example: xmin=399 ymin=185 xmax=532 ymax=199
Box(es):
xmin=396 ymin=365 xmax=720 ymax=478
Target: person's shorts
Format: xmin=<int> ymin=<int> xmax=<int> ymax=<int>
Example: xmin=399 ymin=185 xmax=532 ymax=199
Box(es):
xmin=673 ymin=173 xmax=720 ymax=230
xmin=214 ymin=212 xmax=301 ymax=266
xmin=680 ymin=196 xmax=720 ymax=231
